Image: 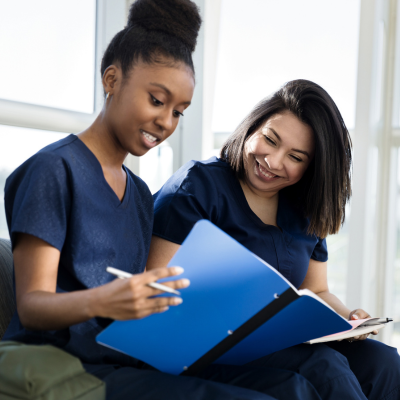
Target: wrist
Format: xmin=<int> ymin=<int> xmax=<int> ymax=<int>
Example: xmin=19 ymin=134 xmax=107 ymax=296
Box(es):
xmin=348 ymin=310 xmax=354 ymax=320
xmin=86 ymin=286 xmax=102 ymax=319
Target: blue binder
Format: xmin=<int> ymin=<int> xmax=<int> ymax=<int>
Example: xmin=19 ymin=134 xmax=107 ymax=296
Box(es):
xmin=97 ymin=220 xmax=351 ymax=375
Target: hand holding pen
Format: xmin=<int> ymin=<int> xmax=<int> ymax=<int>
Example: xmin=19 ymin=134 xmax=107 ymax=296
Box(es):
xmin=348 ymin=309 xmax=382 ymax=341
xmin=107 ymin=267 xmax=182 ymax=295
xmin=89 ymin=266 xmax=190 ymax=321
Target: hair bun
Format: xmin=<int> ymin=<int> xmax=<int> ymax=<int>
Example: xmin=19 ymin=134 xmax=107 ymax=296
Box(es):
xmin=128 ymin=0 xmax=201 ymax=53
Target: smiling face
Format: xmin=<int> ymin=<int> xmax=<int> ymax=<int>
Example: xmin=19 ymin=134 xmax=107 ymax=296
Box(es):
xmin=103 ymin=60 xmax=195 ymax=157
xmin=242 ymin=111 xmax=315 ymax=197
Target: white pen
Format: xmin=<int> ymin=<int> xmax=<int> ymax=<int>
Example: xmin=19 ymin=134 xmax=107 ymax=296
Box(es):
xmin=106 ymin=266 xmax=181 ymax=296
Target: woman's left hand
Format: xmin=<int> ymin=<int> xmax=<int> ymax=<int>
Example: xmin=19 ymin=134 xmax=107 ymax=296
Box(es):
xmin=348 ymin=309 xmax=379 ymax=341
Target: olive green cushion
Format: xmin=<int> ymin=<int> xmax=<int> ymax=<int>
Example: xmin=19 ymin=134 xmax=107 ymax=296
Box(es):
xmin=0 ymin=341 xmax=105 ymax=400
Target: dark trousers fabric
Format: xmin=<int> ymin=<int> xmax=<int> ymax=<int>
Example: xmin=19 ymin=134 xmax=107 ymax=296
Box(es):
xmin=84 ymin=339 xmax=400 ymax=400
xmin=84 ymin=362 xmax=322 ymax=400
xmin=328 ymin=339 xmax=400 ymax=400
xmin=246 ymin=339 xmax=400 ymax=400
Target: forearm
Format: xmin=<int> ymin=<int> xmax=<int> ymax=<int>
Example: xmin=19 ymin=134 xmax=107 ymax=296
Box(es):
xmin=18 ymin=288 xmax=98 ymax=331
xmin=18 ymin=267 xmax=188 ymax=331
xmin=315 ymin=290 xmax=351 ymax=319
xmin=147 ymin=236 xmax=180 ymax=270
xmin=14 ymin=234 xmax=188 ymax=331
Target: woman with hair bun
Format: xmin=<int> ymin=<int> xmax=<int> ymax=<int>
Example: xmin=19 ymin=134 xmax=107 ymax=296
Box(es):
xmin=148 ymin=79 xmax=400 ymax=400
xmin=2 ymin=1 xmax=324 ymax=399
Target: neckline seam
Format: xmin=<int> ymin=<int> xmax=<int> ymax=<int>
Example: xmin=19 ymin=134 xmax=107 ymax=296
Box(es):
xmin=73 ymin=135 xmax=130 ymax=208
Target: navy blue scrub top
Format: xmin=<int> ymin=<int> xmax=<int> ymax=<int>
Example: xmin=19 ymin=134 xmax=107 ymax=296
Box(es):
xmin=153 ymin=157 xmax=328 ymax=289
xmin=3 ymin=134 xmax=153 ymax=366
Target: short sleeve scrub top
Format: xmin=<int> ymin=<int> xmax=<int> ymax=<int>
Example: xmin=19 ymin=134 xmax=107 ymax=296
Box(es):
xmin=153 ymin=156 xmax=327 ymax=288
xmin=3 ymin=134 xmax=153 ymax=367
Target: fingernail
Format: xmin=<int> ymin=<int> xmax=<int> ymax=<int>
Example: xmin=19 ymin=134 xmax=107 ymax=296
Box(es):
xmin=181 ymin=279 xmax=190 ymax=287
xmin=173 ymin=267 xmax=184 ymax=274
xmin=162 ymin=307 xmax=169 ymax=312
xmin=174 ymin=297 xmax=183 ymax=305
xmin=352 ymin=314 xmax=359 ymax=319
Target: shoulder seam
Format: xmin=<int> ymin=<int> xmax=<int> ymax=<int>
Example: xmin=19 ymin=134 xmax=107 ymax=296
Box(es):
xmin=39 ymin=134 xmax=76 ymax=153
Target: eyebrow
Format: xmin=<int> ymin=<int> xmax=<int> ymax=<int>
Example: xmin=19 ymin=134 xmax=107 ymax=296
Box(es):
xmin=149 ymin=82 xmax=191 ymax=105
xmin=267 ymin=128 xmax=311 ymax=158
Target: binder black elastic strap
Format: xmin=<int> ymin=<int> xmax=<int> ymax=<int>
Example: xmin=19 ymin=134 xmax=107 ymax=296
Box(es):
xmin=181 ymin=287 xmax=299 ymax=376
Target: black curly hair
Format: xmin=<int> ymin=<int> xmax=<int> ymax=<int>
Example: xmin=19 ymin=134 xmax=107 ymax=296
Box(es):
xmin=100 ymin=0 xmax=201 ymax=82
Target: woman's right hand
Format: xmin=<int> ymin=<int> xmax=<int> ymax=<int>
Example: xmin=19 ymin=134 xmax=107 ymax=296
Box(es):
xmin=90 ymin=267 xmax=189 ymax=320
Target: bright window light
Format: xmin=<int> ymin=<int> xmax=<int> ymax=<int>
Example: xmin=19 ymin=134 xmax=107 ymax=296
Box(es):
xmin=213 ymin=0 xmax=360 ymax=133
xmin=0 ymin=0 xmax=96 ymax=113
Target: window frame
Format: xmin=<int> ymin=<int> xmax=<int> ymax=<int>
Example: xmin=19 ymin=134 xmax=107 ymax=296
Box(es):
xmin=346 ymin=0 xmax=399 ymax=345
xmin=0 ymin=0 xmax=127 ymax=135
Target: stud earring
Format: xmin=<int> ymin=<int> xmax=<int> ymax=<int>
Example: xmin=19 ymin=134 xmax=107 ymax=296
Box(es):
xmin=106 ymin=92 xmax=110 ymax=100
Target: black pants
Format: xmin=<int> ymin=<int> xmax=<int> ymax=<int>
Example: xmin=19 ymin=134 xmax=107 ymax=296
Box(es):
xmin=246 ymin=339 xmax=400 ymax=400
xmin=84 ymin=362 xmax=321 ymax=400
xmin=84 ymin=339 xmax=400 ymax=400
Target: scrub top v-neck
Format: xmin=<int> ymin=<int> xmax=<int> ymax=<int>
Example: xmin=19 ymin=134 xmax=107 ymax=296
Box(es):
xmin=76 ymin=135 xmax=132 ymax=208
xmin=153 ymin=157 xmax=328 ymax=289
xmin=3 ymin=134 xmax=153 ymax=366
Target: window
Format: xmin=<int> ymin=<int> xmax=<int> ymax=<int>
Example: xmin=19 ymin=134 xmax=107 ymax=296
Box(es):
xmin=0 ymin=0 xmax=96 ymax=113
xmin=326 ymin=209 xmax=351 ymax=304
xmin=393 ymin=150 xmax=400 ymax=348
xmin=140 ymin=143 xmax=174 ymax=194
xmin=213 ymin=0 xmax=360 ymax=134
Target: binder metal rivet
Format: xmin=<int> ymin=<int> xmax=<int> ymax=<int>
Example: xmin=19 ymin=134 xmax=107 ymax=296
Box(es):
xmin=183 ymin=366 xmax=188 ymax=370
xmin=228 ymin=330 xmax=233 ymax=335
xmin=274 ymin=293 xmax=279 ymax=299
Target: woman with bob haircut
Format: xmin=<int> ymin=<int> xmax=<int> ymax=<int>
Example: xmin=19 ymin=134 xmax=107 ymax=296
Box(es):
xmin=148 ymin=79 xmax=400 ymax=400
xmin=2 ymin=1 xmax=327 ymax=399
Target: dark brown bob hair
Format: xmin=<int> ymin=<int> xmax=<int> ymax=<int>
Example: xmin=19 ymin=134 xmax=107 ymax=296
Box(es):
xmin=220 ymin=79 xmax=352 ymax=238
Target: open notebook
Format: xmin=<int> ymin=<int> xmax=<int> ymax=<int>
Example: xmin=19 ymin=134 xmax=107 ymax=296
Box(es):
xmin=306 ymin=318 xmax=387 ymax=344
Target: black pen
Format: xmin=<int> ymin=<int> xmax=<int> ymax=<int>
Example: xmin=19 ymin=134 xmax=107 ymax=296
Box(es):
xmin=362 ymin=318 xmax=393 ymax=326
xmin=375 ymin=318 xmax=393 ymax=324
